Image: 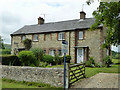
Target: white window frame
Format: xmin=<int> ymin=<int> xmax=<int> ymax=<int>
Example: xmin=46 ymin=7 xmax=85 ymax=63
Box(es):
xmin=21 ymin=35 xmax=26 ymax=41
xmin=58 ymin=32 xmax=65 ymax=40
xmin=33 ymin=34 xmax=38 ymax=41
xmin=49 ymin=49 xmax=55 ymax=56
xmin=79 ymin=31 xmax=83 ymax=40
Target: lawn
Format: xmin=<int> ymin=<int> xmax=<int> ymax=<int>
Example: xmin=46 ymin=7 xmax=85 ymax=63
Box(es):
xmin=2 ymin=79 xmax=55 ymax=88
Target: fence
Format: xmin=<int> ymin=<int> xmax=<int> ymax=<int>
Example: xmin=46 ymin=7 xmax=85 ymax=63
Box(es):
xmin=65 ymin=63 xmax=86 ymax=88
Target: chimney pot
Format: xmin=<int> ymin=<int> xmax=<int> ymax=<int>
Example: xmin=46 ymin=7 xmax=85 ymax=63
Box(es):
xmin=38 ymin=17 xmax=44 ymax=24
xmin=80 ymin=11 xmax=86 ymax=19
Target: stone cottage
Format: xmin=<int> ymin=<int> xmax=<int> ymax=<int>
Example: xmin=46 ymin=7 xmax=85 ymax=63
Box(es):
xmin=10 ymin=11 xmax=111 ymax=64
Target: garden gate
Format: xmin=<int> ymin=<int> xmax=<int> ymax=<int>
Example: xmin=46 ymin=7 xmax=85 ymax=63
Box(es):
xmin=65 ymin=63 xmax=86 ymax=88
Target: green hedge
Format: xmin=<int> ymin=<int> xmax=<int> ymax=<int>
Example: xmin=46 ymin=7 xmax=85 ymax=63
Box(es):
xmin=0 ymin=49 xmax=11 ymax=55
xmin=1 ymin=55 xmax=21 ymax=66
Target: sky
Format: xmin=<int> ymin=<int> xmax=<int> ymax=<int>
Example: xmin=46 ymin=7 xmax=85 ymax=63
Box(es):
xmin=0 ymin=0 xmax=119 ymax=52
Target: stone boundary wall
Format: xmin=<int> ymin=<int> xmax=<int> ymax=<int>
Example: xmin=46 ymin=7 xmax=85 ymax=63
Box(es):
xmin=2 ymin=65 xmax=64 ymax=87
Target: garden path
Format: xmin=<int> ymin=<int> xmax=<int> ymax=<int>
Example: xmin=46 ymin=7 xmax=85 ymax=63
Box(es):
xmin=71 ymin=73 xmax=119 ymax=88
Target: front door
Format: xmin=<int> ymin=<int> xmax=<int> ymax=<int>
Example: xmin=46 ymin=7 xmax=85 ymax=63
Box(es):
xmin=77 ymin=48 xmax=83 ymax=63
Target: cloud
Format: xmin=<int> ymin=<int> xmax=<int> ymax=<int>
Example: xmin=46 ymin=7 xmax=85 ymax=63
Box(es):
xmin=0 ymin=0 xmax=99 ymax=44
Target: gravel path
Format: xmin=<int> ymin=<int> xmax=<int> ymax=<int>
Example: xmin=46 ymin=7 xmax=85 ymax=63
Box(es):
xmin=71 ymin=73 xmax=119 ymax=88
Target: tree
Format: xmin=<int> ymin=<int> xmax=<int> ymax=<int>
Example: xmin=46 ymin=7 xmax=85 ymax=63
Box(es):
xmin=0 ymin=35 xmax=5 ymax=49
xmin=23 ymin=38 xmax=32 ymax=50
xmin=87 ymin=1 xmax=120 ymax=47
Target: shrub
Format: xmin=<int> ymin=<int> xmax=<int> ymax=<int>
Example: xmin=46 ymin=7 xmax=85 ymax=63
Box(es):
xmin=1 ymin=55 xmax=21 ymax=66
xmin=30 ymin=48 xmax=44 ymax=61
xmin=39 ymin=62 xmax=48 ymax=67
xmin=1 ymin=49 xmax=11 ymax=55
xmin=64 ymin=55 xmax=71 ymax=63
xmin=43 ymin=55 xmax=54 ymax=64
xmin=103 ymin=56 xmax=112 ymax=67
xmin=23 ymin=39 xmax=32 ymax=50
xmin=85 ymin=57 xmax=95 ymax=67
xmin=18 ymin=51 xmax=37 ymax=66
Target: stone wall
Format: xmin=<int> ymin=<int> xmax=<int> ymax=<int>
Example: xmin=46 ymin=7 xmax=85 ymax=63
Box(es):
xmin=2 ymin=65 xmax=64 ymax=87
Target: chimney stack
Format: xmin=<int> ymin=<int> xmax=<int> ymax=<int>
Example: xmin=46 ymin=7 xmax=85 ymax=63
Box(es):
xmin=38 ymin=17 xmax=44 ymax=24
xmin=80 ymin=11 xmax=86 ymax=19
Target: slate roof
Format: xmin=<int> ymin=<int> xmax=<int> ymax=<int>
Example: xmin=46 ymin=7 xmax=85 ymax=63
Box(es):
xmin=11 ymin=18 xmax=102 ymax=35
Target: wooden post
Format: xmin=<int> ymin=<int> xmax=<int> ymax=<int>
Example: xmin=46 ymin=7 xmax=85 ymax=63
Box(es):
xmin=65 ymin=63 xmax=70 ymax=88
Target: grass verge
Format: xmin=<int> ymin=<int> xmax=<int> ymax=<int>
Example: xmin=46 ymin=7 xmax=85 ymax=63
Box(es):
xmin=2 ymin=78 xmax=57 ymax=88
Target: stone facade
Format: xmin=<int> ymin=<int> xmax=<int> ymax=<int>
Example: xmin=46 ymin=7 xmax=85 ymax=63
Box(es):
xmin=2 ymin=65 xmax=64 ymax=87
xmin=11 ymin=28 xmax=108 ymax=64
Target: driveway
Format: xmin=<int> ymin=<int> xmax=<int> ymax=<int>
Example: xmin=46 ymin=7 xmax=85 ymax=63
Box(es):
xmin=71 ymin=73 xmax=119 ymax=88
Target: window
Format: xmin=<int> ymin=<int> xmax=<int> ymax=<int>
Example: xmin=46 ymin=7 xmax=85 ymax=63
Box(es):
xmin=58 ymin=32 xmax=65 ymax=40
xmin=44 ymin=50 xmax=46 ymax=54
xmin=57 ymin=49 xmax=62 ymax=56
xmin=21 ymin=35 xmax=25 ymax=41
xmin=49 ymin=49 xmax=56 ymax=56
xmin=79 ymin=31 xmax=83 ymax=39
xmin=33 ymin=34 xmax=38 ymax=41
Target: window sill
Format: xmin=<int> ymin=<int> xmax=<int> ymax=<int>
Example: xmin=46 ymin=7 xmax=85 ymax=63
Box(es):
xmin=58 ymin=39 xmax=65 ymax=41
xmin=33 ymin=40 xmax=39 ymax=42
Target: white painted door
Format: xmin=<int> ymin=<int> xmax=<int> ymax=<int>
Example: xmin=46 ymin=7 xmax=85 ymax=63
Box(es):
xmin=77 ymin=48 xmax=83 ymax=63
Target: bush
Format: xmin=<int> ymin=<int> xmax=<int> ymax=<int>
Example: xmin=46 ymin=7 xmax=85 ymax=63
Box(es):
xmin=18 ymin=51 xmax=37 ymax=66
xmin=0 ymin=49 xmax=11 ymax=55
xmin=85 ymin=57 xmax=95 ymax=67
xmin=30 ymin=48 xmax=44 ymax=61
xmin=23 ymin=39 xmax=32 ymax=50
xmin=43 ymin=55 xmax=54 ymax=64
xmin=64 ymin=55 xmax=71 ymax=63
xmin=39 ymin=62 xmax=48 ymax=67
xmin=103 ymin=56 xmax=112 ymax=67
xmin=1 ymin=55 xmax=21 ymax=66
xmin=54 ymin=55 xmax=63 ymax=65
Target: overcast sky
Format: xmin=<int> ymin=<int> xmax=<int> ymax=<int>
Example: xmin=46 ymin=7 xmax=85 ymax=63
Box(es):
xmin=0 ymin=0 xmax=119 ymax=52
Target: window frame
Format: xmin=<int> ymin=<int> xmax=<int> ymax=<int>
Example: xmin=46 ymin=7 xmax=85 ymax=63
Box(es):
xmin=58 ymin=32 xmax=65 ymax=40
xmin=49 ymin=49 xmax=56 ymax=56
xmin=33 ymin=34 xmax=39 ymax=41
xmin=21 ymin=35 xmax=26 ymax=42
xmin=79 ymin=31 xmax=83 ymax=40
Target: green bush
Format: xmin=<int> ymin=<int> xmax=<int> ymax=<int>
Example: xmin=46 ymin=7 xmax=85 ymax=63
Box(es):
xmin=1 ymin=55 xmax=21 ymax=66
xmin=43 ymin=55 xmax=54 ymax=64
xmin=64 ymin=55 xmax=71 ymax=63
xmin=103 ymin=56 xmax=112 ymax=67
xmin=39 ymin=62 xmax=48 ymax=67
xmin=0 ymin=49 xmax=11 ymax=55
xmin=85 ymin=57 xmax=95 ymax=67
xmin=18 ymin=51 xmax=37 ymax=66
xmin=30 ymin=48 xmax=44 ymax=61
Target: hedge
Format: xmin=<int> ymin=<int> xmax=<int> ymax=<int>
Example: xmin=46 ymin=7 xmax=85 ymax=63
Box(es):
xmin=1 ymin=55 xmax=21 ymax=66
xmin=0 ymin=49 xmax=11 ymax=55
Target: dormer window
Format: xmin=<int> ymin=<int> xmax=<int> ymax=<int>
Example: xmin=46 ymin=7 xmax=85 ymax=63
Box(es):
xmin=79 ymin=31 xmax=83 ymax=40
xmin=33 ymin=34 xmax=38 ymax=41
xmin=58 ymin=32 xmax=65 ymax=40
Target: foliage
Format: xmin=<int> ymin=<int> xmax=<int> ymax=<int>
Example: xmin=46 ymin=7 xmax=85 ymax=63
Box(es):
xmin=0 ymin=35 xmax=5 ymax=49
xmin=43 ymin=55 xmax=54 ymax=64
xmin=114 ymin=54 xmax=120 ymax=59
xmin=89 ymin=2 xmax=120 ymax=46
xmin=23 ymin=39 xmax=32 ymax=50
xmin=64 ymin=55 xmax=71 ymax=63
xmin=1 ymin=55 xmax=21 ymax=66
xmin=18 ymin=51 xmax=37 ymax=66
xmin=85 ymin=57 xmax=95 ymax=67
xmin=30 ymin=48 xmax=44 ymax=61
xmin=0 ymin=49 xmax=11 ymax=55
xmin=39 ymin=62 xmax=48 ymax=67
xmin=103 ymin=56 xmax=112 ymax=67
